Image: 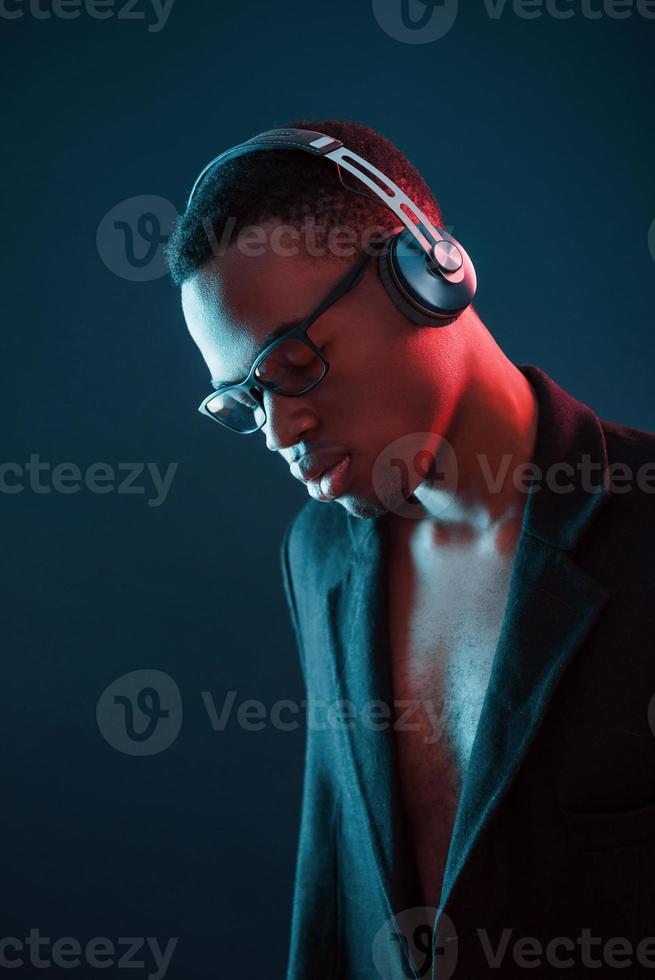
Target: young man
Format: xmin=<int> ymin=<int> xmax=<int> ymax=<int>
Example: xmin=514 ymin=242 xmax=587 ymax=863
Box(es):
xmin=166 ymin=120 xmax=655 ymax=979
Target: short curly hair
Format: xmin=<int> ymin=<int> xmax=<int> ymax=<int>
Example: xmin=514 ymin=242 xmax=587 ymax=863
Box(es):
xmin=164 ymin=118 xmax=444 ymax=286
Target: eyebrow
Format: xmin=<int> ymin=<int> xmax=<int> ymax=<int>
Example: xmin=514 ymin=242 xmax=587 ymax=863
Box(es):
xmin=211 ymin=319 xmax=302 ymax=389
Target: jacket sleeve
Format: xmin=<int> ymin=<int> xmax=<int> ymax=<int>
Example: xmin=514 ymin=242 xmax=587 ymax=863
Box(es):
xmin=280 ymin=520 xmax=341 ymax=980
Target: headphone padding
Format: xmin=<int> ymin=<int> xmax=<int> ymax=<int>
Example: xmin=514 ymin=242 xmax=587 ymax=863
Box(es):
xmin=376 ymin=235 xmax=458 ymax=327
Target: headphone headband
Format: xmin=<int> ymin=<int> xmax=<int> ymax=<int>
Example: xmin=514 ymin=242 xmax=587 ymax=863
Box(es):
xmin=186 ymin=129 xmax=344 ymax=207
xmin=185 ymin=127 xmax=477 ymax=320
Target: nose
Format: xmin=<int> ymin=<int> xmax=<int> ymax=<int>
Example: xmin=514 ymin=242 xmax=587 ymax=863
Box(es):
xmin=260 ymin=388 xmax=319 ymax=452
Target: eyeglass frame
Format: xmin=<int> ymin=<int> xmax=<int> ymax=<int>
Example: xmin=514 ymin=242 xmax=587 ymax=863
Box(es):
xmin=197 ymin=246 xmax=374 ymax=434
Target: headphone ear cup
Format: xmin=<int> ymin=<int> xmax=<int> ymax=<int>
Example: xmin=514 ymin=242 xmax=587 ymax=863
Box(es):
xmin=376 ymin=234 xmax=458 ymax=327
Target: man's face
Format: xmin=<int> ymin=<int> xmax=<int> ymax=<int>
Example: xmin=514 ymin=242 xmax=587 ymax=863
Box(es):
xmin=181 ymin=220 xmax=461 ymax=518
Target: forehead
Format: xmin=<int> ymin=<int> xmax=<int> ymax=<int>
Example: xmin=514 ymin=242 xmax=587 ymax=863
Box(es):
xmin=181 ymin=232 xmax=349 ymax=383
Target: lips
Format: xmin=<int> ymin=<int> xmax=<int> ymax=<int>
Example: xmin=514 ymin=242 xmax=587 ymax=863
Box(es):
xmin=290 ymin=446 xmax=350 ymax=484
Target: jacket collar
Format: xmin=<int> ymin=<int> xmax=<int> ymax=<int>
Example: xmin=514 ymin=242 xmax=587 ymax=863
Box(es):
xmin=324 ymin=366 xmax=611 ymax=966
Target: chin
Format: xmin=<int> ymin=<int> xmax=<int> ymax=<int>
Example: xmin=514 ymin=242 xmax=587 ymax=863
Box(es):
xmin=334 ymin=493 xmax=389 ymax=520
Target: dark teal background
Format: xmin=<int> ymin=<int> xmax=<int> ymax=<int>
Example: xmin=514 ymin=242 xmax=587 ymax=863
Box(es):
xmin=1 ymin=1 xmax=654 ymax=976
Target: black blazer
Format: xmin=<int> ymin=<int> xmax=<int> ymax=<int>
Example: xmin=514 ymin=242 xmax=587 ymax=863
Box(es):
xmin=280 ymin=366 xmax=655 ymax=979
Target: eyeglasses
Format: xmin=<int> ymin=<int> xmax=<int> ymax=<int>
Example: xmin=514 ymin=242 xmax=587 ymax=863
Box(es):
xmin=197 ymin=248 xmax=373 ymax=434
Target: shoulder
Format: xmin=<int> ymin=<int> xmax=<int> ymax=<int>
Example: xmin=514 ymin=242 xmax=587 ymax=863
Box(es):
xmin=601 ymin=417 xmax=655 ymax=470
xmin=580 ymin=417 xmax=655 ymax=580
xmin=600 ymin=417 xmax=655 ymax=517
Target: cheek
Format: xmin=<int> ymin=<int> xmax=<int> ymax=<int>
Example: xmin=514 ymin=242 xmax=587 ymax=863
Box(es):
xmin=335 ymin=334 xmax=438 ymax=426
xmin=315 ymin=291 xmax=448 ymax=439
xmin=323 ymin=361 xmax=436 ymax=463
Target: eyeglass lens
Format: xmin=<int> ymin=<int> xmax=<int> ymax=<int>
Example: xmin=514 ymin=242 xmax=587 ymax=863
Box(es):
xmin=205 ymin=337 xmax=325 ymax=431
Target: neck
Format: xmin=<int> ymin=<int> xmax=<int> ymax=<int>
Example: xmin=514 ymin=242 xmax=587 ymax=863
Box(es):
xmin=407 ymin=330 xmax=539 ymax=552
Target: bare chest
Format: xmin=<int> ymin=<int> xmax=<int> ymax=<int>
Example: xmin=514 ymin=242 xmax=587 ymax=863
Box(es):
xmin=386 ymin=520 xmax=515 ymax=908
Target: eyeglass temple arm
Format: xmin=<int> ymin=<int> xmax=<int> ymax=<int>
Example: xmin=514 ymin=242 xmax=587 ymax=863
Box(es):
xmin=302 ymin=249 xmax=373 ymax=328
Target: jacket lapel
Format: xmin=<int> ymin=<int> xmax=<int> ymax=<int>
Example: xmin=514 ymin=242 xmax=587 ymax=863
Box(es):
xmin=324 ymin=517 xmax=423 ymax=924
xmin=438 ymin=532 xmax=609 ymax=923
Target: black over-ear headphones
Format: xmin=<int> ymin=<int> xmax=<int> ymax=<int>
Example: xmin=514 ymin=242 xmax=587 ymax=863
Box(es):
xmin=186 ymin=128 xmax=477 ymax=325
